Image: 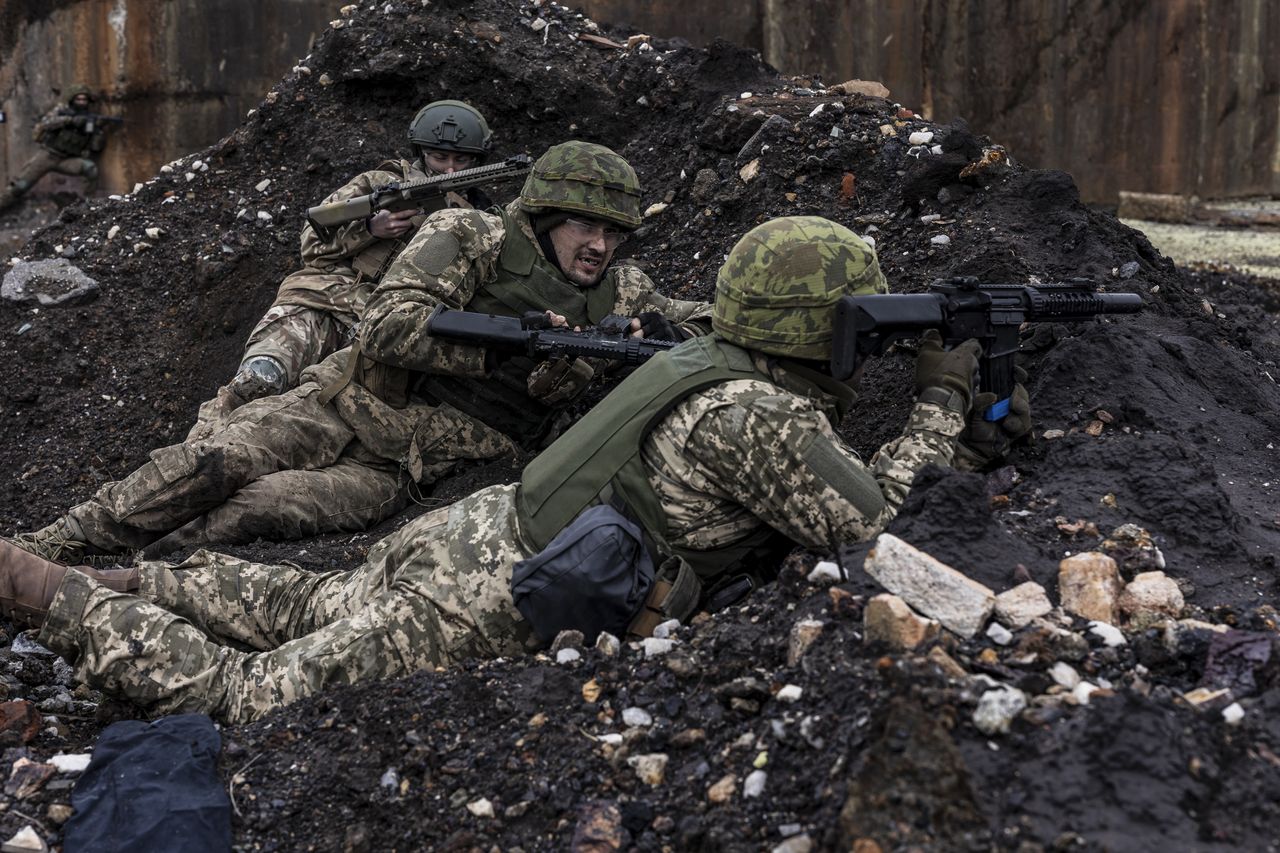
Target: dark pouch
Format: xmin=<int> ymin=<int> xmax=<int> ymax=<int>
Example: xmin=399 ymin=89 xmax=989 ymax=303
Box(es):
xmin=511 ymin=504 xmax=655 ymax=643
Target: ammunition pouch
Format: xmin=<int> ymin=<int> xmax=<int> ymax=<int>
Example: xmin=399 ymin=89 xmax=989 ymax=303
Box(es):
xmin=626 ymin=555 xmax=703 ymax=639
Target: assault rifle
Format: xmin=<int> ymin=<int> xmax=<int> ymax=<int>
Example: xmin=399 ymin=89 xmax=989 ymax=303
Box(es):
xmin=425 ymin=306 xmax=679 ymax=366
xmin=73 ymin=114 xmax=123 ymax=132
xmin=830 ymin=277 xmax=1143 ymax=420
xmin=305 ymin=154 xmax=531 ymax=234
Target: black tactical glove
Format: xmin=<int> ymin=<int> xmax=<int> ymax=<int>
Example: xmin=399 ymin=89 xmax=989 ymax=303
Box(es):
xmin=914 ymin=330 xmax=980 ymax=413
xmin=71 ymin=114 xmax=89 ymax=129
xmin=636 ymin=311 xmax=687 ymax=342
xmin=521 ymin=310 xmax=555 ymax=331
xmin=954 ymin=382 xmax=1032 ymax=470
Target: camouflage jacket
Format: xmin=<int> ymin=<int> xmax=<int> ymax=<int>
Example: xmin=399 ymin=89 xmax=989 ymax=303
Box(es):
xmin=33 ymin=106 xmax=104 ymax=157
xmin=637 ymin=357 xmax=965 ymax=552
xmin=274 ymin=159 xmax=431 ymax=321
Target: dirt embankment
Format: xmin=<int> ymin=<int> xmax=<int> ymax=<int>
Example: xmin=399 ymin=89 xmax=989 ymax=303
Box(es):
xmin=0 ymin=1 xmax=1278 ymax=850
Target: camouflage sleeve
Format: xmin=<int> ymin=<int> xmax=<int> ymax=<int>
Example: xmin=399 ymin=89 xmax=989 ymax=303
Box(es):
xmin=32 ymin=107 xmax=70 ymax=142
xmin=359 ymin=207 xmax=505 ymax=375
xmin=679 ymin=386 xmax=964 ymax=551
xmin=610 ymin=266 xmax=714 ymax=337
xmin=298 ymin=167 xmax=402 ymax=268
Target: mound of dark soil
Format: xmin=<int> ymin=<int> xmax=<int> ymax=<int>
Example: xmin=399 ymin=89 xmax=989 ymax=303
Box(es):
xmin=0 ymin=0 xmax=1278 ymax=850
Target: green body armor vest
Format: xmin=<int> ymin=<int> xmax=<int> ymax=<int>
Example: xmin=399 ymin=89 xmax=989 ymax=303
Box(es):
xmin=43 ymin=112 xmax=93 ymax=158
xmin=517 ymin=335 xmax=794 ymax=583
xmin=420 ymin=207 xmax=621 ymax=447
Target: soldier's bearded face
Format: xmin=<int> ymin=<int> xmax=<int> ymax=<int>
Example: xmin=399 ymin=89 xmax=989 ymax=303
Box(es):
xmin=71 ymin=94 xmax=90 ymax=109
xmin=547 ymin=216 xmax=620 ymax=287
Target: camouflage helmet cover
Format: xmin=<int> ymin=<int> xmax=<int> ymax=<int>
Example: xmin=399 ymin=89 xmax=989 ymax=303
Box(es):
xmin=66 ymin=84 xmax=95 ymax=105
xmin=408 ymin=100 xmax=492 ymax=156
xmin=713 ymin=216 xmax=888 ymax=359
xmin=520 ymin=141 xmax=642 ymax=229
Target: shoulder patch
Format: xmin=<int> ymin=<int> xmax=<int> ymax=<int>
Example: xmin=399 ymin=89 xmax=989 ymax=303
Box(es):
xmin=416 ymin=231 xmax=462 ymax=276
xmin=802 ymin=438 xmax=886 ymax=519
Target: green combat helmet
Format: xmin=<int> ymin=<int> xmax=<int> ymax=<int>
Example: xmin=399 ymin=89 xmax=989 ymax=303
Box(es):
xmin=65 ymin=84 xmax=94 ymax=106
xmin=408 ymin=100 xmax=492 ymax=158
xmin=520 ymin=141 xmax=642 ymax=229
xmin=713 ymin=215 xmax=887 ymax=360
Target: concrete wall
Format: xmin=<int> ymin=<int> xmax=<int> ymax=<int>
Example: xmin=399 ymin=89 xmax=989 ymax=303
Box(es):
xmin=580 ymin=0 xmax=1280 ymax=204
xmin=0 ymin=0 xmax=338 ymax=194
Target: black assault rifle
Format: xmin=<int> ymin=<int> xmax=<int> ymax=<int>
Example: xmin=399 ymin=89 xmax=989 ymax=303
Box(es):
xmin=425 ymin=306 xmax=680 ymax=366
xmin=305 ymin=153 xmax=532 ymax=234
xmin=831 ymin=277 xmax=1143 ymax=420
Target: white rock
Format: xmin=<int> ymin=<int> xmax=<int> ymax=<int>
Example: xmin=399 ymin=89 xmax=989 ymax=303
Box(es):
xmin=256 ymin=211 xmax=273 ymax=222
xmin=986 ymin=622 xmax=1013 ymax=645
xmin=1222 ymin=702 xmax=1245 ymax=725
xmin=1059 ymin=552 xmax=1122 ymax=623
xmin=1072 ymin=681 xmax=1100 ymax=705
xmin=1118 ymin=571 xmax=1184 ymax=620
xmin=627 ymin=753 xmax=668 ymax=786
xmin=739 ymin=91 xmax=753 ymax=99
xmin=184 ymin=172 xmax=196 ymax=182
xmin=642 ymin=637 xmax=675 ymax=658
xmin=861 ymin=235 xmax=876 ymax=249
xmin=144 ymin=227 xmax=162 ymax=239
xmin=863 ymin=533 xmax=995 ymax=637
xmin=808 ymin=103 xmax=825 ymax=117
xmin=622 ymin=707 xmax=653 ymax=727
xmin=652 ymin=619 xmax=681 ymax=640
xmin=131 ymin=182 xmax=144 ymax=194
xmin=380 ymin=767 xmax=399 ymax=790
xmin=806 ymin=560 xmax=843 ymax=584
xmin=255 ymin=178 xmax=272 ymax=192
xmin=776 ymin=684 xmax=803 ymax=703
xmin=466 ymin=797 xmax=493 ymax=817
xmin=0 ymin=826 xmax=45 ymax=853
xmin=931 ymin=144 xmax=943 ymax=155
xmin=1049 ymin=662 xmax=1080 ymax=689
xmin=192 ymin=159 xmax=204 ymax=171
xmin=909 ymin=130 xmax=935 ymax=145
xmin=1088 ymin=621 xmax=1127 ymax=647
xmin=555 ymin=648 xmax=581 ymax=664
xmin=973 ymin=686 xmax=1027 ymax=735
xmin=930 ymin=234 xmax=950 ymax=245
xmin=787 ymin=618 xmax=825 ymax=666
xmin=159 ymin=164 xmax=174 ymax=174
xmin=594 ymin=632 xmax=620 ymax=657
xmin=106 ymin=225 xmax=121 ymax=240
xmin=643 ymin=202 xmax=668 ymax=218
xmin=49 ymin=753 xmax=91 ymax=773
xmin=919 ymin=213 xmax=941 ymax=223
xmin=994 ymin=582 xmax=1053 ymax=628
xmin=599 ymin=733 xmax=623 ymax=746
xmin=743 ymin=769 xmax=767 ymax=798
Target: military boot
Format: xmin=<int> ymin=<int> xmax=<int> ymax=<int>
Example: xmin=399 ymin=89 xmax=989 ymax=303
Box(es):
xmin=0 ymin=540 xmax=139 ymax=628
xmin=7 ymin=516 xmax=93 ymax=564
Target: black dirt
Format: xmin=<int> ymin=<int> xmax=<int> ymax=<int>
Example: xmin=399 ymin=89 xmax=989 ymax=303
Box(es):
xmin=1 ymin=0 xmax=1278 ymax=850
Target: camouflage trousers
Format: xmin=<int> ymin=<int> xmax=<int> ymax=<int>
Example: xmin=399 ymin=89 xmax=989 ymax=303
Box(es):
xmin=188 ymin=303 xmax=351 ymax=440
xmin=0 ymin=149 xmax=96 ymax=210
xmin=68 ymin=381 xmax=409 ymax=553
xmin=39 ymin=484 xmax=534 ymax=724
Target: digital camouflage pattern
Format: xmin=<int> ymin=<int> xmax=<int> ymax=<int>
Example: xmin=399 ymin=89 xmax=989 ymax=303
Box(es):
xmin=37 ymin=341 xmax=963 ymax=722
xmin=408 ymin=100 xmax=492 ymax=156
xmin=27 ymin=199 xmax=705 ymax=555
xmin=519 ymin=141 xmax=643 ymax=228
xmin=712 ymin=216 xmax=887 ymax=360
xmin=39 ymin=484 xmax=532 ymax=724
xmin=0 ymin=96 xmax=104 ymax=211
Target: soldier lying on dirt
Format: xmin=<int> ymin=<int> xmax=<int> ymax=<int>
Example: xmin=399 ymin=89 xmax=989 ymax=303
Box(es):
xmin=7 ymin=141 xmax=711 ymax=555
xmin=0 ymin=85 xmax=120 ymax=213
xmin=189 ymin=100 xmax=502 ymax=438
xmin=0 ymin=216 xmax=1031 ymax=724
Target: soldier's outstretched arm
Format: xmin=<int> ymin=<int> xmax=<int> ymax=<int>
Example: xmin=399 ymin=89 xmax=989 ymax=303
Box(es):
xmin=612 ymin=267 xmax=714 ymax=339
xmin=359 ymin=207 xmax=505 ymax=375
xmin=673 ymin=383 xmax=965 ymax=552
xmin=298 ymin=167 xmax=402 ymax=267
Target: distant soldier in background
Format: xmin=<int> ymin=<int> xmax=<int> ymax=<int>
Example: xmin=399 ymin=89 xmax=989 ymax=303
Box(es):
xmin=189 ymin=100 xmax=498 ymax=437
xmin=0 ymin=85 xmax=118 ymax=214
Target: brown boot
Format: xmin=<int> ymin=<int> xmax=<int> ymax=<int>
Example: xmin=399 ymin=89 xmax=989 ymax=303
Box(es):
xmin=0 ymin=540 xmax=139 ymax=629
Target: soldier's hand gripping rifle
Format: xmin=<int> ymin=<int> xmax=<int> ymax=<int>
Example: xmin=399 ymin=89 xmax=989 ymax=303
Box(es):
xmin=830 ymin=277 xmax=1144 ymax=420
xmin=73 ymin=114 xmax=123 ymax=133
xmin=305 ymin=154 xmax=532 ymax=235
xmin=425 ymin=306 xmax=680 ymax=366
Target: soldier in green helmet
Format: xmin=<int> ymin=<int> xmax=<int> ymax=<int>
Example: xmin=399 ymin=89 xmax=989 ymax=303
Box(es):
xmin=6 ymin=140 xmax=711 ymax=560
xmin=0 ymin=215 xmax=1029 ymax=724
xmin=0 ymin=85 xmax=118 ymax=214
xmin=188 ymin=100 xmax=501 ymax=438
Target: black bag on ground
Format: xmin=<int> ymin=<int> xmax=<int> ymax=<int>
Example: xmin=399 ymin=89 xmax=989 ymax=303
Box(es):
xmin=64 ymin=713 xmax=231 ymax=853
xmin=511 ymin=503 xmax=655 ymax=643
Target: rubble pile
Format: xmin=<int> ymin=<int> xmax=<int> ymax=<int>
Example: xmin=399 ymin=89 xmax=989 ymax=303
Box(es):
xmin=0 ymin=0 xmax=1278 ymax=848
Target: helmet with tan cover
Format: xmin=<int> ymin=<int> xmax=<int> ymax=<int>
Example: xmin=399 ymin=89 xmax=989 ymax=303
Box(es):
xmin=712 ymin=216 xmax=887 ymax=360
xmin=520 ymin=141 xmax=642 ymax=229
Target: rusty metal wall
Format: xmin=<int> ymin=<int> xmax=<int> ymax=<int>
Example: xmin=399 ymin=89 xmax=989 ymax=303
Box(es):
xmin=581 ymin=0 xmax=1280 ymax=204
xmin=0 ymin=0 xmax=337 ymax=193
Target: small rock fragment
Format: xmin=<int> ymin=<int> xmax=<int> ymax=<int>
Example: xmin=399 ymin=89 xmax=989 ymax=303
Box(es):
xmin=863 ymin=593 xmax=940 ymax=649
xmin=707 ymin=774 xmax=736 ymax=803
xmin=828 ymin=79 xmax=890 ymax=98
xmin=986 ymin=622 xmax=1013 ymax=646
xmin=628 ymin=753 xmax=668 ymax=786
xmin=973 ymin=686 xmax=1027 ymax=735
xmin=551 ymin=630 xmax=584 ymax=654
xmin=594 ymin=632 xmax=620 ymax=657
xmin=1088 ymin=621 xmax=1127 ymax=647
xmin=642 ymin=638 xmax=675 ymax=658
xmin=908 ymin=130 xmax=935 ymax=145
xmin=48 ymin=754 xmax=90 ymax=774
xmin=1058 ymin=552 xmax=1122 ymax=623
xmin=652 ymin=619 xmax=680 ymax=640
xmin=787 ymin=618 xmax=824 ymax=666
xmin=776 ymin=685 xmax=803 ymax=703
xmin=1222 ymin=702 xmax=1245 ymax=725
xmin=927 ymin=646 xmax=967 ymax=679
xmin=0 ymin=826 xmax=45 ymax=853
xmin=5 ymin=759 xmax=54 ymax=799
xmin=643 ymin=202 xmax=668 ymax=218
xmin=739 ymin=159 xmax=760 ymax=183
xmin=466 ymin=797 xmax=493 ymax=818
xmin=807 ymin=561 xmax=842 ymax=583
xmin=1118 ymin=571 xmax=1184 ymax=622
xmin=994 ymin=581 xmax=1053 ymax=628
xmin=1071 ymin=681 xmax=1100 ymax=705
xmin=622 ymin=707 xmax=653 ymax=728
xmin=863 ymin=533 xmax=995 ymax=637
xmin=743 ymin=769 xmax=767 ymax=798
xmin=556 ymin=648 xmax=581 ymax=664
xmin=1049 ymin=662 xmax=1080 ymax=689
xmin=930 ymin=234 xmax=950 ymax=245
